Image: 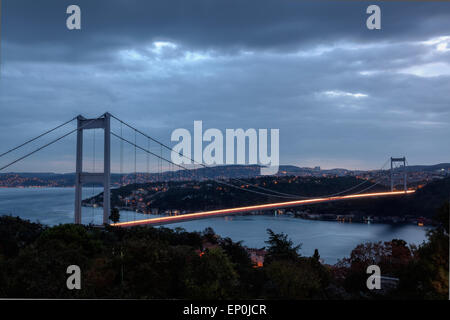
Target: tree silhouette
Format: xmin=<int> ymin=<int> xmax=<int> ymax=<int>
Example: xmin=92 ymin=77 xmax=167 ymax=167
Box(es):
xmin=264 ymin=229 xmax=301 ymax=264
xmin=313 ymin=249 xmax=320 ymax=262
xmin=109 ymin=208 xmax=120 ymax=224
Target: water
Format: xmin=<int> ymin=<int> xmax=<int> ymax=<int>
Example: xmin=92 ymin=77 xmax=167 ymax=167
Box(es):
xmin=0 ymin=187 xmax=428 ymax=264
xmin=0 ymin=187 xmax=151 ymax=226
xmin=169 ymin=216 xmax=427 ymax=263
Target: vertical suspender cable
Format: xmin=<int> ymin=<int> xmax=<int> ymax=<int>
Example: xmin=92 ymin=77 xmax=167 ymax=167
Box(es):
xmin=120 ymin=122 xmax=123 ymax=186
xmin=147 ymin=138 xmax=150 ymax=183
xmin=134 ymin=129 xmax=137 ymax=221
xmin=92 ymin=129 xmax=96 ymax=224
xmin=160 ymin=144 xmax=163 ymax=183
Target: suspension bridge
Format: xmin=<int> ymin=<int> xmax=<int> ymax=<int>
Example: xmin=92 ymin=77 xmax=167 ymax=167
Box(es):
xmin=0 ymin=112 xmax=414 ymax=227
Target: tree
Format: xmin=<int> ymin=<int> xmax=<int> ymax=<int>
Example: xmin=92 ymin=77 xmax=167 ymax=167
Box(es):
xmin=397 ymin=201 xmax=449 ymax=299
xmin=262 ymin=229 xmax=330 ymax=299
xmin=264 ymin=229 xmax=301 ymax=264
xmin=184 ymin=247 xmax=239 ymax=299
xmin=263 ymin=259 xmax=323 ymax=299
xmin=0 ymin=216 xmax=45 ymax=258
xmin=313 ymin=249 xmax=320 ymax=262
xmin=220 ymin=238 xmax=252 ymax=268
xmin=334 ymin=239 xmax=415 ymax=294
xmin=109 ymin=208 xmax=120 ymax=224
xmin=5 ymin=224 xmax=103 ymax=298
xmin=202 ymin=227 xmax=218 ymax=244
xmin=219 ymin=237 xmax=258 ymax=298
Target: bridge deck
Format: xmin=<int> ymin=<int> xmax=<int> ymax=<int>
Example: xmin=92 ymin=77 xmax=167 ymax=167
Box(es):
xmin=111 ymin=190 xmax=415 ymax=227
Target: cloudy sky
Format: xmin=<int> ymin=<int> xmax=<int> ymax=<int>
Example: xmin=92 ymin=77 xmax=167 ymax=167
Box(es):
xmin=0 ymin=0 xmax=449 ymax=173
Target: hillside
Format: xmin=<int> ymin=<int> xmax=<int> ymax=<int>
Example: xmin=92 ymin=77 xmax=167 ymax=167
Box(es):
xmin=1 ymin=162 xmax=449 ymax=187
xmin=84 ymin=175 xmax=381 ymax=212
xmin=305 ymin=177 xmax=450 ymax=218
xmin=84 ymin=176 xmax=450 ymax=220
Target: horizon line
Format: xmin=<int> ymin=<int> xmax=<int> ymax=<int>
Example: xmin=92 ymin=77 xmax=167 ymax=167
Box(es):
xmin=1 ymin=161 xmax=449 ymax=175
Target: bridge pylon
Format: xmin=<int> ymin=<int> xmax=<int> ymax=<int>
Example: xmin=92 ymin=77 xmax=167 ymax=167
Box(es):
xmin=74 ymin=113 xmax=111 ymax=225
xmin=390 ymin=156 xmax=407 ymax=192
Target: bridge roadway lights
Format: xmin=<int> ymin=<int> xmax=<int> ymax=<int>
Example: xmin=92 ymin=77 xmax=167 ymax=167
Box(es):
xmin=74 ymin=113 xmax=111 ymax=225
xmin=111 ymin=190 xmax=415 ymax=228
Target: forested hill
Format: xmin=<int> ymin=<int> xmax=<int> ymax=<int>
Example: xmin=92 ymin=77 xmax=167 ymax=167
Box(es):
xmin=85 ymin=176 xmax=450 ymax=219
xmin=85 ymin=176 xmax=383 ymax=211
xmin=306 ymin=177 xmax=450 ymax=218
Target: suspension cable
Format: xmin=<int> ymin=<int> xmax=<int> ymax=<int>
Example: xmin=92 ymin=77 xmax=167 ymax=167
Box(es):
xmin=110 ymin=115 xmax=301 ymax=197
xmin=293 ymin=157 xmax=392 ymax=198
xmin=110 ymin=131 xmax=313 ymax=199
xmin=111 ymin=131 xmax=396 ymax=202
xmin=226 ymin=158 xmax=391 ymax=199
xmin=110 ymin=115 xmax=289 ymax=193
xmin=351 ymin=174 xmax=390 ymax=195
xmin=109 ymin=114 xmax=387 ymax=199
xmin=0 ymin=116 xmax=77 ymax=159
xmin=0 ymin=115 xmax=104 ymax=172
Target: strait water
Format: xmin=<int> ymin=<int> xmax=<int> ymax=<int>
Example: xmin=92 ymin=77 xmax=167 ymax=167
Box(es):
xmin=0 ymin=187 xmax=428 ymax=264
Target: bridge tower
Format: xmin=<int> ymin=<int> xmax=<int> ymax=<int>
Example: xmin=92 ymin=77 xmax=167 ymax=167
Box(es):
xmin=390 ymin=157 xmax=407 ymax=192
xmin=74 ymin=113 xmax=111 ymax=225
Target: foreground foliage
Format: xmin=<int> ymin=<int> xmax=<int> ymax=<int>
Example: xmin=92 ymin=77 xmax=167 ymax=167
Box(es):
xmin=0 ymin=202 xmax=447 ymax=299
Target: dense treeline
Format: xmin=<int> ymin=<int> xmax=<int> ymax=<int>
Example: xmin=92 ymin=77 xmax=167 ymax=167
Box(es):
xmin=0 ymin=202 xmax=448 ymax=299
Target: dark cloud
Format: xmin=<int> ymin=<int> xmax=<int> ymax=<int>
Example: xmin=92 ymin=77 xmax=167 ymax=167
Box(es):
xmin=4 ymin=1 xmax=450 ymax=59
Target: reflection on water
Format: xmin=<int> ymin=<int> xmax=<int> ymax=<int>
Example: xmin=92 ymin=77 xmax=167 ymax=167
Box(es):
xmin=0 ymin=187 xmax=428 ymax=264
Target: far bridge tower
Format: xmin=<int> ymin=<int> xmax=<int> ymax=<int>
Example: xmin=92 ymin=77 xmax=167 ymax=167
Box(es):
xmin=390 ymin=157 xmax=407 ymax=192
